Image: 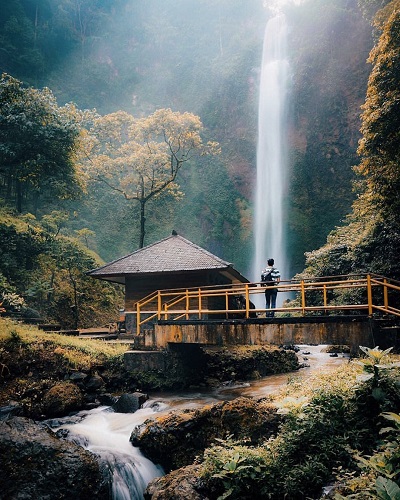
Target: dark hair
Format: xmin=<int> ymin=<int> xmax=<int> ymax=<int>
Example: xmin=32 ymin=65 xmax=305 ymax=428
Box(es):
xmin=268 ymin=258 xmax=274 ymax=266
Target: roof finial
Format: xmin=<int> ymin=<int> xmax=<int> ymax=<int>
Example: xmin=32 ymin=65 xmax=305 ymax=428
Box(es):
xmin=172 ymin=230 xmax=178 ymax=236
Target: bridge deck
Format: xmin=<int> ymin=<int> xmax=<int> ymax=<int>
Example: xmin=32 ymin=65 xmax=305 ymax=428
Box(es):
xmin=131 ymin=274 xmax=400 ymax=337
xmin=132 ymin=315 xmax=400 ymax=355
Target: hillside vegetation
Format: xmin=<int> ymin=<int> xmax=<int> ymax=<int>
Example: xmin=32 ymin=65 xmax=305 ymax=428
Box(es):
xmin=0 ymin=0 xmax=399 ymax=325
xmin=0 ymin=0 xmax=377 ymax=279
xmin=298 ymin=0 xmax=400 ymax=283
xmin=0 ymin=208 xmax=122 ymax=328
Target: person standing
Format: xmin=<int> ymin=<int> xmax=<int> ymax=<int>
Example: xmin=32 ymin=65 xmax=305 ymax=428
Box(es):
xmin=261 ymin=258 xmax=281 ymax=317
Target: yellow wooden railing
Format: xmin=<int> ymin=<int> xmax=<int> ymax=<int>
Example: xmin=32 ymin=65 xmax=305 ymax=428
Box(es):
xmin=132 ymin=274 xmax=400 ymax=335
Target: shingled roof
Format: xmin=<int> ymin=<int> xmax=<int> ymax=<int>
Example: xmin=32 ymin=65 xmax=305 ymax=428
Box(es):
xmin=88 ymin=232 xmax=248 ymax=285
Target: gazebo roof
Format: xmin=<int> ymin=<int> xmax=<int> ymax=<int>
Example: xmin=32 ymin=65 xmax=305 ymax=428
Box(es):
xmin=88 ymin=232 xmax=249 ymax=285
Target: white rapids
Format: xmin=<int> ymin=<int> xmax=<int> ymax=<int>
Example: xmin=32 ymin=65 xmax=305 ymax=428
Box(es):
xmin=52 ymin=345 xmax=349 ymax=498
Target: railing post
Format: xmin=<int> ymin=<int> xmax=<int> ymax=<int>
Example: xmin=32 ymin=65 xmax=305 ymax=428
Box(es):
xmin=383 ymin=278 xmax=388 ymax=312
xmin=198 ymin=288 xmax=202 ymax=319
xmin=136 ymin=301 xmax=141 ymax=336
xmin=157 ymin=290 xmax=161 ymax=320
xmin=185 ymin=289 xmax=189 ymax=320
xmin=301 ymin=280 xmax=306 ymax=316
xmin=163 ymin=303 xmax=168 ymax=320
xmin=367 ymin=274 xmax=373 ymax=316
xmin=245 ymin=284 xmax=249 ymax=318
xmin=225 ymin=291 xmax=229 ymax=319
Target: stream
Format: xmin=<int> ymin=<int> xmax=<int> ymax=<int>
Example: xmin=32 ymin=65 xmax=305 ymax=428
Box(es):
xmin=51 ymin=345 xmax=350 ymax=499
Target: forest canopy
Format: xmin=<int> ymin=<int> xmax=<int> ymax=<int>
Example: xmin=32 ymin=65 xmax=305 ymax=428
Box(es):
xmin=0 ymin=73 xmax=84 ymax=213
xmin=300 ymin=0 xmax=400 ymax=281
xmin=0 ymin=0 xmax=399 ymax=325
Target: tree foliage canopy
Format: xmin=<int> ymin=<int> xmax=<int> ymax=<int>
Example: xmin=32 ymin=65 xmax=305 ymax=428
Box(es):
xmin=300 ymin=1 xmax=400 ymax=280
xmin=0 ymin=73 xmax=84 ymax=213
xmin=0 ymin=207 xmax=122 ymax=329
xmin=356 ymin=3 xmax=400 ymax=216
xmin=82 ymin=108 xmax=220 ymax=247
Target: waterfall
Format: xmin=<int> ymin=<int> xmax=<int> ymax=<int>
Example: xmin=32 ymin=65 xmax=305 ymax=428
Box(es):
xmin=252 ymin=13 xmax=289 ymax=294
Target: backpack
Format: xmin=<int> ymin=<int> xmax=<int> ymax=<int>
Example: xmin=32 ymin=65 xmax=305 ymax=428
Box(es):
xmin=261 ymin=268 xmax=275 ymax=286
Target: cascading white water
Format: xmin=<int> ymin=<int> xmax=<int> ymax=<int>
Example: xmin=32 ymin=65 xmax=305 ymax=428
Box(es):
xmin=57 ymin=404 xmax=166 ymax=500
xmin=51 ymin=347 xmax=348 ymax=497
xmin=252 ymin=13 xmax=289 ymax=293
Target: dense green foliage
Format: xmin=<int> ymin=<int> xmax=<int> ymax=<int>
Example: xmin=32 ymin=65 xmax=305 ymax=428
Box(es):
xmin=0 ymin=208 xmax=122 ymax=328
xmin=0 ymin=74 xmax=84 ymax=213
xmin=299 ymin=0 xmax=400 ymax=283
xmin=358 ymin=2 xmax=400 ymax=218
xmin=199 ymin=349 xmax=400 ymax=499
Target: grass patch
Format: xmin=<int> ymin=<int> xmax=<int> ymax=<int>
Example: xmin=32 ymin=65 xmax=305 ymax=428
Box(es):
xmin=0 ymin=317 xmax=132 ymax=417
xmin=0 ymin=317 xmax=129 ymax=368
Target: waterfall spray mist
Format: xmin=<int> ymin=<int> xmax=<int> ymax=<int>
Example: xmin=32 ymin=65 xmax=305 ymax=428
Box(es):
xmin=252 ymin=13 xmax=289 ymax=298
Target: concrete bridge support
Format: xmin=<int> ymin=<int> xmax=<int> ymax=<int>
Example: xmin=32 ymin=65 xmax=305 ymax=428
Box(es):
xmin=140 ymin=316 xmax=396 ymax=355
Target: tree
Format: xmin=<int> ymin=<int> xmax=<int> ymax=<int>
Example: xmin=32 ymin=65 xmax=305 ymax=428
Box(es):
xmin=0 ymin=74 xmax=84 ymax=213
xmin=356 ymin=2 xmax=400 ymax=218
xmin=75 ymin=227 xmax=96 ymax=249
xmin=299 ymin=1 xmax=400 ymax=281
xmin=357 ymin=0 xmax=393 ymax=21
xmin=82 ymin=108 xmax=220 ymax=248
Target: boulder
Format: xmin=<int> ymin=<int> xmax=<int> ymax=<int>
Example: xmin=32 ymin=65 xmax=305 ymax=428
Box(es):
xmin=145 ymin=465 xmax=207 ymax=499
xmin=98 ymin=393 xmax=118 ymax=406
xmin=85 ymin=373 xmax=105 ymax=391
xmin=41 ymin=381 xmax=83 ymax=417
xmin=0 ymin=417 xmax=109 ymax=499
xmin=113 ymin=392 xmax=148 ymax=413
xmin=131 ymin=396 xmax=280 ymax=472
xmin=68 ymin=371 xmax=88 ymax=382
xmin=0 ymin=401 xmax=23 ymax=420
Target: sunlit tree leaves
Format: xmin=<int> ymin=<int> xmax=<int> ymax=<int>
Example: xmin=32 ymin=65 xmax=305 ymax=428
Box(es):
xmin=82 ymin=108 xmax=220 ymax=248
xmin=357 ymin=4 xmax=400 ymax=216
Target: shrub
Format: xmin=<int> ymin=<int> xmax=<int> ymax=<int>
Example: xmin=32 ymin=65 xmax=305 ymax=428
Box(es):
xmin=199 ymin=351 xmax=400 ymax=499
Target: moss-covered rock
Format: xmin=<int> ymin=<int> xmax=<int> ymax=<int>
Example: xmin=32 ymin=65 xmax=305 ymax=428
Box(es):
xmin=144 ymin=465 xmax=206 ymax=500
xmin=41 ymin=382 xmax=83 ymax=417
xmin=131 ymin=396 xmax=280 ymax=472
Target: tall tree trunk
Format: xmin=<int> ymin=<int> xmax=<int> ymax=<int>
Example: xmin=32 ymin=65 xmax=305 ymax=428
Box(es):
xmin=139 ymin=199 xmax=146 ymax=248
xmin=68 ymin=267 xmax=79 ymax=329
xmin=16 ymin=179 xmax=22 ymax=213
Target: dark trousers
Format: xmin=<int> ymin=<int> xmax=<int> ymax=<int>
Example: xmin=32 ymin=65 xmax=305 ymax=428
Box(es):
xmin=265 ymin=288 xmax=277 ymax=317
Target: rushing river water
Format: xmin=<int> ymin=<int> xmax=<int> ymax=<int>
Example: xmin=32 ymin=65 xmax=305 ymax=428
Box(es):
xmin=52 ymin=345 xmax=349 ymax=499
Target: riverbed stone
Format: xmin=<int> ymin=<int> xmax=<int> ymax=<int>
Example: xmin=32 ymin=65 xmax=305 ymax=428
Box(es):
xmin=69 ymin=371 xmax=88 ymax=381
xmin=0 ymin=416 xmax=109 ymax=499
xmin=85 ymin=373 xmax=105 ymax=391
xmin=131 ymin=396 xmax=280 ymax=472
xmin=145 ymin=464 xmax=207 ymax=499
xmin=41 ymin=381 xmax=83 ymax=417
xmin=113 ymin=391 xmax=148 ymax=413
xmin=0 ymin=401 xmax=23 ymax=420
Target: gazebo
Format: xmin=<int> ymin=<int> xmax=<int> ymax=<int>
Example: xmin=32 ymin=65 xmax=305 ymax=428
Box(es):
xmin=88 ymin=231 xmax=249 ymax=333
